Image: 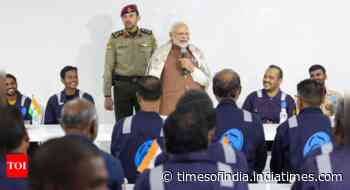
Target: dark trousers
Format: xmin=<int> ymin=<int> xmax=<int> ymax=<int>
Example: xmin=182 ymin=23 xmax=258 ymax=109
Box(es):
xmin=113 ymin=81 xmax=140 ymax=122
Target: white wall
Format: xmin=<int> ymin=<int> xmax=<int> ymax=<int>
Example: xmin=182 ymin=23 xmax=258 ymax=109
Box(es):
xmin=1 ymin=0 xmax=349 ymax=123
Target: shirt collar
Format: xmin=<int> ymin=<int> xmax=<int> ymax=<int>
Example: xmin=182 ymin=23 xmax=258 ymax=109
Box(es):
xmin=217 ymin=98 xmax=238 ymax=109
xmin=299 ymin=107 xmax=323 ymax=115
xmin=168 ymin=149 xmax=213 ymax=163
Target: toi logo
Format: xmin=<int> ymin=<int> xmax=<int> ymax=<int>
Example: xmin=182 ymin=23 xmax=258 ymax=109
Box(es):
xmin=6 ymin=154 xmax=28 ymax=178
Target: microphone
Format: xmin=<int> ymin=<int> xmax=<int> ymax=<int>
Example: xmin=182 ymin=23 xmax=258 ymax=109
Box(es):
xmin=180 ymin=47 xmax=191 ymax=76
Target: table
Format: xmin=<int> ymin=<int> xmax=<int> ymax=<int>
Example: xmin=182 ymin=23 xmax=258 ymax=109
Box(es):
xmin=26 ymin=124 xmax=279 ymax=142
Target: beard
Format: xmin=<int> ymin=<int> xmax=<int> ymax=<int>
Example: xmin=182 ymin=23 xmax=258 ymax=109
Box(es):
xmin=173 ymin=39 xmax=189 ymax=48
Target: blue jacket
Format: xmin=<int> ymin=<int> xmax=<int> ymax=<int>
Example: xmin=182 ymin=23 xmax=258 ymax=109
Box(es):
xmin=65 ymin=135 xmax=124 ymax=190
xmin=242 ymin=89 xmax=296 ymax=124
xmin=8 ymin=92 xmax=32 ymax=123
xmin=214 ymin=99 xmax=267 ymax=175
xmin=0 ymin=156 xmax=28 ymax=190
xmin=270 ymin=107 xmax=333 ymax=175
xmin=110 ymin=111 xmax=164 ymax=184
xmin=134 ymin=150 xmax=249 ymax=190
xmin=155 ymin=142 xmax=249 ymax=176
xmin=44 ymin=89 xmax=94 ymax=124
xmin=292 ymin=146 xmax=349 ymax=190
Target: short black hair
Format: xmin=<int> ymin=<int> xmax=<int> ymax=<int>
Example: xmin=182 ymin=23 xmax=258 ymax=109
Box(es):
xmin=164 ymin=90 xmax=215 ymax=154
xmin=29 ymin=136 xmax=101 ymax=190
xmin=297 ymin=79 xmax=325 ymax=106
xmin=267 ymin=65 xmax=283 ymax=79
xmin=308 ymin=64 xmax=326 ymax=75
xmin=213 ymin=69 xmax=241 ymax=98
xmin=136 ymin=76 xmax=162 ymax=101
xmin=6 ymin=73 xmax=17 ymax=83
xmin=60 ymin=66 xmax=78 ymax=80
xmin=0 ymin=106 xmax=27 ymax=156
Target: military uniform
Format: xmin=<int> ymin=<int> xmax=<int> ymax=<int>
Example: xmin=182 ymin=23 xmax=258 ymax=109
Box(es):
xmin=242 ymin=89 xmax=296 ymax=124
xmin=214 ymin=99 xmax=267 ymax=176
xmin=103 ymin=28 xmax=157 ymax=121
xmin=110 ymin=111 xmax=164 ymax=184
xmin=44 ymin=89 xmax=94 ymax=124
xmin=7 ymin=91 xmax=32 ymax=123
xmin=270 ymin=107 xmax=333 ymax=176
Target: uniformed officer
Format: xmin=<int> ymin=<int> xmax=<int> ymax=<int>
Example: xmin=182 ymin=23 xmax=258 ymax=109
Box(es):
xmin=291 ymin=96 xmax=349 ymax=190
xmin=60 ymin=98 xmax=124 ymax=190
xmin=212 ymin=69 xmax=267 ymax=176
xmin=134 ymin=90 xmax=249 ymax=190
xmin=5 ymin=73 xmax=32 ymax=123
xmin=104 ymin=4 xmax=157 ymax=121
xmin=308 ymin=64 xmax=343 ymax=117
xmin=44 ymin=66 xmax=94 ymax=124
xmin=242 ymin=65 xmax=296 ymax=124
xmin=111 ymin=76 xmax=163 ymax=184
xmin=154 ymin=90 xmax=249 ymax=177
xmin=270 ymin=79 xmax=333 ymax=178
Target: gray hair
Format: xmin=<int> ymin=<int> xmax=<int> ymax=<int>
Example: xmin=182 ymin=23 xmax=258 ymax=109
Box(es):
xmin=60 ymin=98 xmax=98 ymax=129
xmin=169 ymin=21 xmax=189 ymax=35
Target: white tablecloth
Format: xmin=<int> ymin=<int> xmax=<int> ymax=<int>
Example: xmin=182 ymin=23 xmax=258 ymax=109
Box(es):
xmin=26 ymin=124 xmax=279 ymax=142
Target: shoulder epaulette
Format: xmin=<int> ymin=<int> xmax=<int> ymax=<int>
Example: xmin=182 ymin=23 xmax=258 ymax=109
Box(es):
xmin=140 ymin=28 xmax=153 ymax=35
xmin=112 ymin=30 xmax=124 ymax=38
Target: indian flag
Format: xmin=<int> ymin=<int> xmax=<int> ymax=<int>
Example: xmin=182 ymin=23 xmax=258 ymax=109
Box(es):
xmin=28 ymin=96 xmax=42 ymax=118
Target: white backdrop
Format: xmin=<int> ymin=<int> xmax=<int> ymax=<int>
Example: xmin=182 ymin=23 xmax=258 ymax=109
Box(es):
xmin=1 ymin=0 xmax=349 ymax=123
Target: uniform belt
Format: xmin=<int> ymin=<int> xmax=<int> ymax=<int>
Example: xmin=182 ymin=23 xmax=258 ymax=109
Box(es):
xmin=113 ymin=74 xmax=142 ymax=83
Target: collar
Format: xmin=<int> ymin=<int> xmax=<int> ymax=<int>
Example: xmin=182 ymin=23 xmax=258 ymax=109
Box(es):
xmin=299 ymin=107 xmax=323 ymax=115
xmin=168 ymin=149 xmax=213 ymax=163
xmin=60 ymin=89 xmax=80 ymax=98
xmin=262 ymin=89 xmax=282 ymax=99
xmin=123 ymin=27 xmax=142 ymax=38
xmin=217 ymin=98 xmax=238 ymax=109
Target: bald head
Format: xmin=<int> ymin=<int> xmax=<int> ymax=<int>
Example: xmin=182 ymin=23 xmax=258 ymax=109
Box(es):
xmin=213 ymin=69 xmax=241 ymax=101
xmin=61 ymin=98 xmax=98 ymax=140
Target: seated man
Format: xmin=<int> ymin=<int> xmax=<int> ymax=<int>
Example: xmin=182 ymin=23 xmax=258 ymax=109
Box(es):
xmin=44 ymin=65 xmax=94 ymax=124
xmin=111 ymin=76 xmax=164 ymax=184
xmin=5 ymin=73 xmax=32 ymax=123
xmin=271 ymin=79 xmax=333 ymax=177
xmin=308 ymin=64 xmax=343 ymax=117
xmin=243 ymin=65 xmax=296 ymax=124
xmin=0 ymin=106 xmax=29 ymax=190
xmin=212 ymin=69 xmax=267 ymax=176
xmin=292 ymin=96 xmax=349 ymax=190
xmin=29 ymin=136 xmax=109 ymax=190
xmin=60 ymin=98 xmax=124 ymax=190
xmin=134 ymin=90 xmax=249 ymax=190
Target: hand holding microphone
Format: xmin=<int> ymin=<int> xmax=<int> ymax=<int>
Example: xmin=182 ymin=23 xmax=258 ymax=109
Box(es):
xmin=179 ymin=47 xmax=194 ymax=76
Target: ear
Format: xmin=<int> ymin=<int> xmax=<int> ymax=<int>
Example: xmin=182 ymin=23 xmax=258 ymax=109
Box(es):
xmin=60 ymin=78 xmax=64 ymax=84
xmin=207 ymin=129 xmax=215 ymax=143
xmin=89 ymin=121 xmax=98 ymax=141
xmin=137 ymin=15 xmax=141 ymax=22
